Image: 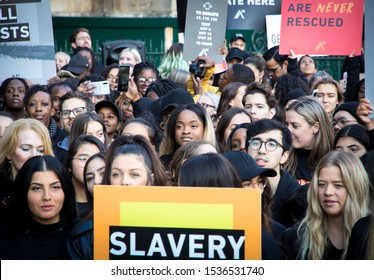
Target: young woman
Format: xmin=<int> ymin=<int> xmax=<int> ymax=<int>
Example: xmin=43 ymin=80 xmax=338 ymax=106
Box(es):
xmin=282 ymin=150 xmax=370 ymax=259
xmin=159 ymin=103 xmax=216 ymax=168
xmin=298 ymin=55 xmax=317 ymax=84
xmin=226 ymin=122 xmax=252 ymax=152
xmin=63 ymin=134 xmax=106 ymax=217
xmin=69 ymin=111 xmax=110 ymax=147
xmin=132 ymin=61 xmax=160 ymax=97
xmin=95 ymin=100 xmax=122 ymax=143
xmin=0 ymin=77 xmax=29 ymax=120
xmin=285 ymin=96 xmax=334 ymax=185
xmin=0 ymin=119 xmax=54 ymax=225
xmin=215 ymin=107 xmax=251 ymax=153
xmin=23 ymin=84 xmax=67 ymax=156
xmin=216 ymin=82 xmax=247 ymax=117
xmin=334 ymin=124 xmax=369 ymax=159
xmin=102 ymin=134 xmax=168 ymax=186
xmin=67 ymin=151 xmax=107 ymax=260
xmin=312 ymin=78 xmax=344 ymax=119
xmin=119 ymin=48 xmax=142 ymax=67
xmin=346 ymin=151 xmax=374 ymax=259
xmin=0 ymin=155 xmax=76 ymax=259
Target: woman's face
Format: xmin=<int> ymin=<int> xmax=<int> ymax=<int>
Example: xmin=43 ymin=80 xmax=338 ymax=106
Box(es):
xmin=110 ymin=154 xmax=149 ymax=186
xmin=286 ymin=109 xmax=317 ymax=150
xmin=242 ymin=175 xmax=266 ymax=193
xmin=71 ymin=143 xmax=101 ymax=186
xmin=119 ymin=51 xmax=138 ymax=66
xmin=175 ymin=110 xmax=205 ymax=147
xmin=223 ymin=113 xmax=251 ymax=144
xmin=4 ymin=79 xmax=26 ymax=110
xmin=7 ymin=129 xmax=44 ymax=179
xmin=135 ymin=69 xmax=157 ymax=97
xmin=55 ymin=53 xmax=68 ymax=72
xmin=317 ymin=165 xmax=347 ymax=218
xmin=299 ymin=56 xmax=317 ymax=76
xmin=230 ymin=127 xmax=247 ymax=152
xmin=246 ymin=63 xmax=264 ymax=82
xmin=97 ymin=107 xmax=120 ymax=136
xmin=77 ymin=50 xmax=93 ymax=71
xmin=230 ymin=85 xmax=246 ymax=108
xmin=335 ymin=137 xmax=367 ymax=158
xmin=120 ymin=100 xmax=134 ymax=121
xmin=25 ymin=91 xmax=54 ymax=127
xmin=27 ymin=170 xmax=65 ymax=225
xmin=85 ymin=157 xmax=106 ymax=196
xmin=314 ymin=83 xmax=339 ymax=115
xmin=107 ymin=68 xmax=119 ymax=91
xmin=86 ymin=120 xmax=105 ymax=144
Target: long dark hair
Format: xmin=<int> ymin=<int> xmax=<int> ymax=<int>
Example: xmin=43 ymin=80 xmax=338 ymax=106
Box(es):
xmin=14 ymin=155 xmax=76 ymax=230
xmin=178 ymin=153 xmax=242 ymax=188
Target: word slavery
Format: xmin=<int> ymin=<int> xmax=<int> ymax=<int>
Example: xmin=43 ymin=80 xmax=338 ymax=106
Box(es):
xmin=109 ymin=226 xmax=245 ymax=260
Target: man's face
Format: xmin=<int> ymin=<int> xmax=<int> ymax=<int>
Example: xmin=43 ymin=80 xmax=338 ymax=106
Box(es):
xmin=229 ymin=39 xmax=246 ymax=51
xmin=265 ymin=58 xmax=286 ymax=81
xmin=60 ymin=98 xmax=86 ymax=134
xmin=247 ymin=129 xmax=288 ymax=171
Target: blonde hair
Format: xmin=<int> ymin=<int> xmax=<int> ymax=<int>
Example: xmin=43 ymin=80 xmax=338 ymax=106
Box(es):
xmin=0 ymin=118 xmax=54 ymax=171
xmin=119 ymin=48 xmax=142 ymax=64
xmin=284 ymin=96 xmax=334 ymax=176
xmin=298 ymin=150 xmax=370 ymax=259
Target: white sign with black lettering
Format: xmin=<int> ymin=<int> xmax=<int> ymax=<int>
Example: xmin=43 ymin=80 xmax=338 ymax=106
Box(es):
xmin=266 ymin=14 xmax=281 ymax=49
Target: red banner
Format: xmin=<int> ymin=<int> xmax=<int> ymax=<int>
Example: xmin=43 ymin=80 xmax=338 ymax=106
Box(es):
xmin=279 ymin=0 xmax=364 ymax=55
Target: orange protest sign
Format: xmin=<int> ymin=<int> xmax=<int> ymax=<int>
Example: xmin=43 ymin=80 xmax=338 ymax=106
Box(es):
xmin=94 ymin=186 xmax=261 ymax=260
xmin=279 ymin=0 xmax=364 ymax=55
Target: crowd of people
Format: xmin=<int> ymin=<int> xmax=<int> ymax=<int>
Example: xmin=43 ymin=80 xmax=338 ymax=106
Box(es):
xmin=0 ymin=27 xmax=372 ymax=260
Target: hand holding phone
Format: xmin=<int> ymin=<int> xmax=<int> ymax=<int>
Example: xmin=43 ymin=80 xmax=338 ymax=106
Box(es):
xmin=118 ymin=64 xmax=131 ymax=92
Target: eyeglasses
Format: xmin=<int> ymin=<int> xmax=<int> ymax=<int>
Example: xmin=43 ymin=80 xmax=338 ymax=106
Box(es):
xmin=137 ymin=77 xmax=156 ymax=85
xmin=331 ymin=118 xmax=357 ymax=128
xmin=59 ymin=107 xmax=86 ymax=119
xmin=107 ymin=75 xmax=118 ymax=82
xmin=197 ymin=102 xmax=215 ymax=109
xmin=248 ymin=139 xmax=283 ymax=152
xmin=73 ymin=156 xmax=89 ymax=168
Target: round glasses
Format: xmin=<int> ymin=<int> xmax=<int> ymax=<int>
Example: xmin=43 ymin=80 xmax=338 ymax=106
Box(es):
xmin=248 ymin=139 xmax=283 ymax=152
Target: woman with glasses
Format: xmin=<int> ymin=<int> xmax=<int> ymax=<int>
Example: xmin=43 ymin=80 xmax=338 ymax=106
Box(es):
xmin=132 ymin=61 xmax=159 ymax=97
xmin=196 ymin=91 xmax=220 ymax=129
xmin=285 ymin=96 xmax=334 ymax=186
xmin=102 ymin=63 xmax=119 ymax=91
xmin=282 ymin=151 xmax=370 ymax=259
xmin=331 ymin=102 xmax=363 ymax=134
xmin=63 ymin=134 xmax=106 ymax=217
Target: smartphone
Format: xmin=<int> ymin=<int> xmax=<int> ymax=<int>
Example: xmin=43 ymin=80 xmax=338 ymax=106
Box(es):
xmin=86 ymin=81 xmax=110 ymax=95
xmin=118 ymin=64 xmax=130 ymax=92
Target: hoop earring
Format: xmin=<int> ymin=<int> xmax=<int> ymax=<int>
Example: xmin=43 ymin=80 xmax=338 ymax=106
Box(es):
xmin=160 ymin=122 xmax=165 ymax=130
